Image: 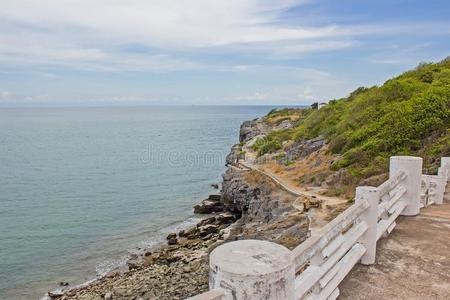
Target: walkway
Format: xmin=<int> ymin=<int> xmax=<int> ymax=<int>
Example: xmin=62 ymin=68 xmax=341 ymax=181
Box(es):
xmin=239 ymin=153 xmax=348 ymax=229
xmin=339 ymin=184 xmax=450 ymax=299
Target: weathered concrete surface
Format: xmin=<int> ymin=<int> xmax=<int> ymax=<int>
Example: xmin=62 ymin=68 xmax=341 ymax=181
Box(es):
xmin=210 ymin=240 xmax=295 ymax=300
xmin=339 ymin=185 xmax=450 ymax=299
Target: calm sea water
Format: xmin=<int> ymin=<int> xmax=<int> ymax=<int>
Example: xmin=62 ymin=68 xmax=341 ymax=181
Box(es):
xmin=0 ymin=106 xmax=272 ymax=299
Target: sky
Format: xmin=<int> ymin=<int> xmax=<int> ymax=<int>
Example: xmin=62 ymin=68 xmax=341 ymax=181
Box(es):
xmin=0 ymin=0 xmax=449 ymax=106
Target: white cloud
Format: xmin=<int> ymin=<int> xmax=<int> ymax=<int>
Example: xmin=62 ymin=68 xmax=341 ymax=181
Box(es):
xmin=0 ymin=0 xmax=352 ymax=71
xmin=1 ymin=1 xmax=447 ymax=72
xmin=0 ymin=1 xmax=325 ymax=47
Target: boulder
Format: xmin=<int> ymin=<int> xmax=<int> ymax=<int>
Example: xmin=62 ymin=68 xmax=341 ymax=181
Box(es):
xmin=276 ymin=119 xmax=294 ymax=129
xmin=285 ymin=135 xmax=326 ymax=160
xmin=182 ymin=227 xmax=198 ymax=240
xmin=197 ymin=216 xmax=217 ymax=227
xmin=303 ymin=197 xmax=322 ymax=211
xmin=166 ymin=233 xmax=177 ymax=240
xmin=217 ymin=212 xmax=237 ymax=224
xmin=127 ymin=260 xmax=140 ymax=270
xmin=167 ymin=237 xmax=178 ymax=245
xmin=193 ymin=195 xmax=224 ymax=214
xmin=197 ymin=224 xmax=220 ymax=237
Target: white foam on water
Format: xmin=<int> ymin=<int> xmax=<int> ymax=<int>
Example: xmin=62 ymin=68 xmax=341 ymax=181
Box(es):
xmin=94 ymin=216 xmax=203 ymax=276
xmin=42 ymin=215 xmax=205 ymax=300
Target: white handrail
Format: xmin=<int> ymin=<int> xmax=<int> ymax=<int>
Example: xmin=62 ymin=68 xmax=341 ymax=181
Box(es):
xmin=294 ymin=221 xmax=367 ymax=299
xmin=377 ymin=171 xmax=406 ymax=197
xmin=292 ymin=199 xmax=369 ymax=270
xmin=189 ymin=156 xmax=448 ymax=300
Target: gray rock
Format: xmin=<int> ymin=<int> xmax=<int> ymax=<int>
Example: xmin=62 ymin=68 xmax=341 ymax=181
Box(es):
xmin=276 ymin=119 xmax=294 ymax=129
xmin=193 ymin=195 xmax=224 ymax=214
xmin=168 ymin=238 xmax=178 ymax=245
xmin=285 ymin=135 xmax=326 ymax=160
xmin=197 ymin=224 xmax=220 ymax=237
xmin=217 ymin=212 xmax=237 ymax=224
xmin=225 ymin=144 xmax=241 ymax=166
xmin=166 ymin=233 xmax=177 ymax=240
xmin=239 ymin=119 xmax=268 ymax=143
xmin=221 ymin=166 xmax=309 ymax=248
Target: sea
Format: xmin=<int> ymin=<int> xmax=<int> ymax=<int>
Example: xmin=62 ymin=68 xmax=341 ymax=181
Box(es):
xmin=0 ymin=105 xmax=274 ymax=299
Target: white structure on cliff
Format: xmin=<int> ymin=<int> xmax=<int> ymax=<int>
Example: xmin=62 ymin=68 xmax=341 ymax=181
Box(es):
xmin=318 ymin=102 xmax=327 ymax=109
xmin=187 ymin=156 xmax=449 ymax=300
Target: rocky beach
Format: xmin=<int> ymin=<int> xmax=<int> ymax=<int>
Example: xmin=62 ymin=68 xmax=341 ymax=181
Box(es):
xmin=47 ymin=116 xmax=316 ymax=300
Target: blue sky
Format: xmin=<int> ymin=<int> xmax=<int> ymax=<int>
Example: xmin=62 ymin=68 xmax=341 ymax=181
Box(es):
xmin=0 ymin=0 xmax=449 ymax=106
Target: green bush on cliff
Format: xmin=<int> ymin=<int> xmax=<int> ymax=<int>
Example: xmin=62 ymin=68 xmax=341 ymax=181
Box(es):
xmin=272 ymin=57 xmax=450 ymax=179
xmin=252 ymin=136 xmax=282 ymax=156
xmin=252 ymin=128 xmax=296 ymax=156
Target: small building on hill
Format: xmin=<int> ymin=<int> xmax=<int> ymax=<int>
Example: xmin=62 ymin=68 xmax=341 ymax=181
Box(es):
xmin=318 ymin=102 xmax=327 ymax=109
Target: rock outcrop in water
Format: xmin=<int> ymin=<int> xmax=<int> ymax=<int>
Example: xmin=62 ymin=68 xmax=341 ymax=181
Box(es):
xmin=193 ymin=194 xmax=224 ymax=214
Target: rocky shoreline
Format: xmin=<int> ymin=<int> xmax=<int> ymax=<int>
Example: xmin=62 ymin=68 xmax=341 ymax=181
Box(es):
xmin=48 ymin=117 xmax=312 ymax=300
xmin=47 ymin=192 xmax=238 ymax=300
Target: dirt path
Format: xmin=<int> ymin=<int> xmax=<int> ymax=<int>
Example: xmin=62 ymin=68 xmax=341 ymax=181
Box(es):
xmin=239 ymin=146 xmax=348 ymax=229
xmin=338 ymin=184 xmax=450 ymax=299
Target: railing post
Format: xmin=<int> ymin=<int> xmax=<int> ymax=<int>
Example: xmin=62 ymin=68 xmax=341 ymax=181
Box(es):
xmin=355 ymin=186 xmax=379 ymax=265
xmin=209 ymin=240 xmax=295 ymax=300
xmin=432 ymin=175 xmax=446 ymax=205
xmin=390 ymin=156 xmax=422 ymax=216
xmin=439 ymin=157 xmax=450 ymax=182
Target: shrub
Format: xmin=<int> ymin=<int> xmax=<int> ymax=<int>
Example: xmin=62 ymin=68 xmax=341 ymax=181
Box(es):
xmin=265 ymin=57 xmax=450 ymax=182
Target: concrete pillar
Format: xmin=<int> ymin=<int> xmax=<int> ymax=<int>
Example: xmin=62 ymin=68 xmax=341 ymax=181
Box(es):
xmin=209 ymin=240 xmax=295 ymax=300
xmin=356 ymin=186 xmax=379 ymax=265
xmin=440 ymin=157 xmax=450 ymax=182
xmin=421 ymin=175 xmax=431 ymax=207
xmin=390 ymin=156 xmax=422 ymax=216
xmin=433 ymin=175 xmax=446 ymax=205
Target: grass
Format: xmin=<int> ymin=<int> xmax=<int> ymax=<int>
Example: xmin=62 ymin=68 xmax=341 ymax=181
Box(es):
xmin=258 ymin=57 xmax=450 ymax=182
xmin=253 ymin=58 xmax=450 ymax=191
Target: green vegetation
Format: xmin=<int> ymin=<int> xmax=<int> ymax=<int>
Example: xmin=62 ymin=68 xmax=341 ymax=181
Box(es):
xmin=251 ymin=136 xmax=282 ymax=156
xmin=265 ymin=107 xmax=304 ymax=120
xmin=264 ymin=58 xmax=450 ymax=180
xmin=253 ymin=109 xmax=311 ymax=156
xmin=239 ymin=150 xmax=246 ymax=160
xmin=264 ymin=108 xmax=311 ymax=125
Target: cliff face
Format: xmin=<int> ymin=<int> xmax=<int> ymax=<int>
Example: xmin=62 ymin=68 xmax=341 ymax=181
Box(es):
xmin=239 ymin=119 xmax=269 ymax=143
xmin=220 ymin=162 xmax=309 ymax=249
xmin=221 ymin=120 xmax=309 ymax=248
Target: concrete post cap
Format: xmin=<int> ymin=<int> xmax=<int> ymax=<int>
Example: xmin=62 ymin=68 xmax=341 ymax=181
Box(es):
xmin=210 ymin=240 xmax=293 ymax=276
xmin=390 ymin=156 xmax=422 ymax=161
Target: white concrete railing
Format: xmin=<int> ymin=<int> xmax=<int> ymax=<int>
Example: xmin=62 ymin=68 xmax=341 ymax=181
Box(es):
xmin=187 ymin=156 xmax=449 ymax=300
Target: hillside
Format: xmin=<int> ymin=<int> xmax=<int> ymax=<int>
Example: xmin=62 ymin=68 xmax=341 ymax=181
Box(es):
xmin=250 ymin=57 xmax=450 ymax=197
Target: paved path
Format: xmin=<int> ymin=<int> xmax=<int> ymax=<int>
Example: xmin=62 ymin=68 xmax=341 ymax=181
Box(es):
xmin=339 ymin=184 xmax=450 ymax=300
